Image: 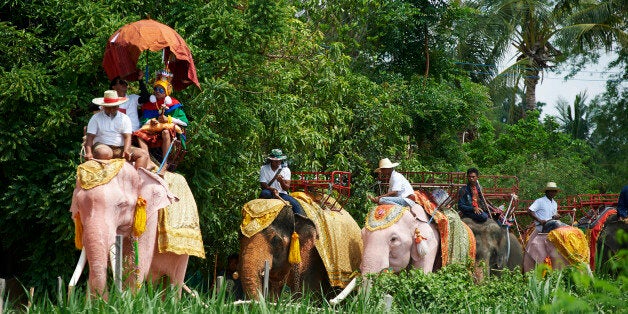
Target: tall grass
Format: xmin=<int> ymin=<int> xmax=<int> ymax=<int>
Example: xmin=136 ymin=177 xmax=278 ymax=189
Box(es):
xmin=2 ymin=258 xmax=626 ymax=313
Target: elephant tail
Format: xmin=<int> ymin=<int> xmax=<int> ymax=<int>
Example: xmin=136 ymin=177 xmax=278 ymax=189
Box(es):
xmin=74 ymin=212 xmax=83 ymax=250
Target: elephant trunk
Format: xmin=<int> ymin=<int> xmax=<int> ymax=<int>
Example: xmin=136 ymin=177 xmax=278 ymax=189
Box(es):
xmin=360 ymin=236 xmax=390 ymax=274
xmin=239 ymin=232 xmax=273 ymax=299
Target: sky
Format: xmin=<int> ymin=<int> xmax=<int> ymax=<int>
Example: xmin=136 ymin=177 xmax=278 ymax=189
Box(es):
xmin=534 ymin=53 xmax=617 ymax=118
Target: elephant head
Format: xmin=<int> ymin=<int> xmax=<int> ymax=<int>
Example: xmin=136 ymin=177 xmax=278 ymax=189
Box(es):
xmin=360 ymin=204 xmax=440 ymax=275
xmin=239 ymin=206 xmax=323 ymax=299
xmin=463 ymin=218 xmax=523 ymax=274
xmin=70 ymin=161 xmax=177 ymax=297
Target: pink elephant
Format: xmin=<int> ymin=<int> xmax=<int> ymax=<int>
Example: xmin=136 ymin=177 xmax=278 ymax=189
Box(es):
xmin=361 ymin=204 xmax=440 ymax=274
xmin=70 ymin=161 xmax=178 ymax=297
xmin=523 ymin=223 xmax=590 ymax=272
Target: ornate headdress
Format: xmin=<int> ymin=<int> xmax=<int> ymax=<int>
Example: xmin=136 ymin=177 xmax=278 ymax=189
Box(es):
xmin=153 ymin=69 xmax=174 ymax=96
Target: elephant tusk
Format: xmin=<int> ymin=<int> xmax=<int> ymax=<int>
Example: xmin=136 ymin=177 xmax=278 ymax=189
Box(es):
xmin=69 ymin=249 xmax=87 ymax=287
xmin=329 ymin=277 xmax=358 ymax=305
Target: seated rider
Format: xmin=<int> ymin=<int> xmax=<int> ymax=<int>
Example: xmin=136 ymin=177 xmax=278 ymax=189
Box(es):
xmin=84 ymin=90 xmax=150 ymax=170
xmin=259 ymin=149 xmax=305 ymax=216
xmin=458 ymin=168 xmax=490 ymax=223
xmin=368 ymin=158 xmax=415 ymax=207
xmin=134 ymin=69 xmax=189 ymax=163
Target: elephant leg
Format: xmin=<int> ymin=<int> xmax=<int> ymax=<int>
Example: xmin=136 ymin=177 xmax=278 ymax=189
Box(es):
xmin=149 ymin=251 xmax=189 ymax=297
xmin=292 ymin=233 xmax=327 ymax=294
xmin=240 ymin=232 xmax=274 ymax=299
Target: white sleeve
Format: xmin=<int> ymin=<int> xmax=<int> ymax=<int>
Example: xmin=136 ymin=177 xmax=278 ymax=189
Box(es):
xmin=281 ymin=167 xmax=291 ymax=180
xmin=529 ymin=199 xmax=540 ymax=213
xmin=86 ymin=115 xmax=98 ymax=135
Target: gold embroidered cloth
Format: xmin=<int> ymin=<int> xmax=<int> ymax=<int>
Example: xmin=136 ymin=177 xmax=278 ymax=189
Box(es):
xmin=240 ymin=199 xmax=285 ymax=238
xmin=76 ymin=159 xmax=125 ymax=189
xmin=547 ymin=226 xmax=590 ymax=265
xmin=157 ymin=172 xmax=205 ymax=258
xmin=292 ymin=192 xmax=363 ymax=288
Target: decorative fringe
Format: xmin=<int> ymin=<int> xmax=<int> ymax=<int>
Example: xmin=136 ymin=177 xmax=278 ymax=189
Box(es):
xmin=288 ymin=231 xmax=301 ymax=265
xmin=74 ymin=213 xmax=83 ymax=250
xmin=415 ymin=228 xmax=428 ymax=257
xmin=133 ymin=196 xmax=147 ymax=237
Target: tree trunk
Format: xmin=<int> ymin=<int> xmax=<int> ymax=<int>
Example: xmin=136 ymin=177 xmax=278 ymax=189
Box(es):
xmin=524 ymin=70 xmax=539 ymax=112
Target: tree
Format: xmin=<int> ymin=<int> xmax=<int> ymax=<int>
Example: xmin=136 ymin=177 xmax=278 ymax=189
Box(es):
xmin=555 ymin=91 xmax=592 ymax=140
xmin=464 ymin=0 xmax=627 ymax=113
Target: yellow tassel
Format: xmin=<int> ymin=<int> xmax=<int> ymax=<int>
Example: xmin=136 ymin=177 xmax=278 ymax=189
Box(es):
xmin=288 ymin=231 xmax=301 ymax=265
xmin=74 ymin=212 xmax=83 ymax=250
xmin=133 ymin=196 xmax=147 ymax=237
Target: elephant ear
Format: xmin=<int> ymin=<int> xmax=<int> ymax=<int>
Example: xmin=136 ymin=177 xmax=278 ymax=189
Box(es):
xmin=295 ymin=214 xmax=318 ymax=241
xmin=138 ymin=169 xmax=178 ymax=212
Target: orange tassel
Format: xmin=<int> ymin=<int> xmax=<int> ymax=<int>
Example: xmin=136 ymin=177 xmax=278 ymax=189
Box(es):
xmin=74 ymin=212 xmax=83 ymax=250
xmin=288 ymin=231 xmax=301 ymax=264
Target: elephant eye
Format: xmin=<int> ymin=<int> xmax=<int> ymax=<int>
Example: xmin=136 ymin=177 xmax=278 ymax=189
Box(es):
xmin=390 ymin=236 xmax=400 ymax=246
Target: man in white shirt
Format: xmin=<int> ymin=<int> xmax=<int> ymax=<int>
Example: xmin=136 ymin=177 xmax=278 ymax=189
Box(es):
xmin=259 ymin=149 xmax=304 ymax=215
xmin=84 ymin=90 xmax=149 ymax=170
xmin=528 ymin=182 xmax=561 ymax=232
xmin=369 ymin=158 xmax=415 ymax=206
xmin=110 ymin=75 xmax=150 ymax=131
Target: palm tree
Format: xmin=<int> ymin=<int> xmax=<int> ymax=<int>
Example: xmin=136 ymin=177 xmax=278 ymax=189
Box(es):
xmin=465 ymin=0 xmax=627 ymax=114
xmin=555 ymin=91 xmax=592 ymax=140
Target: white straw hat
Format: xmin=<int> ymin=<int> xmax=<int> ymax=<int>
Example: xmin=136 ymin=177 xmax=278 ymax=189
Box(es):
xmin=543 ymin=182 xmax=561 ymax=192
xmin=92 ymin=90 xmax=127 ymax=107
xmin=374 ymin=158 xmax=400 ymax=173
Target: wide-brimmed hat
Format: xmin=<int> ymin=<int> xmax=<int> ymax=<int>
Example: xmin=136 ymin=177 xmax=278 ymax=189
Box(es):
xmin=92 ymin=90 xmax=127 ymax=107
xmin=374 ymin=158 xmax=400 ymax=173
xmin=267 ymin=149 xmax=287 ymax=161
xmin=543 ymin=182 xmax=561 ymax=192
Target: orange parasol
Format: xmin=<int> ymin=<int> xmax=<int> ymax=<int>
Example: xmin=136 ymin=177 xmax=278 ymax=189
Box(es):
xmin=102 ymin=19 xmax=200 ymax=91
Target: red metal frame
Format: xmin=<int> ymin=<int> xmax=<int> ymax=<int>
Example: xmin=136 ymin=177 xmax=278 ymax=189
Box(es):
xmin=291 ymin=171 xmax=352 ymax=209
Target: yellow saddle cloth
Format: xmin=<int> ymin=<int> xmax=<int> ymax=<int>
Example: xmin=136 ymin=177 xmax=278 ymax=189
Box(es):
xmin=76 ymin=159 xmax=126 ymax=189
xmin=157 ymin=172 xmax=205 ymax=258
xmin=240 ymin=199 xmax=286 ymax=238
xmin=292 ymin=192 xmax=363 ymax=288
xmin=547 ymin=226 xmax=590 ymax=265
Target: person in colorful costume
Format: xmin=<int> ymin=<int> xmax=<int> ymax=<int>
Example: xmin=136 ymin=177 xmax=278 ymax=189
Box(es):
xmin=368 ymin=158 xmax=415 ymax=206
xmin=134 ymin=70 xmax=189 ymax=162
xmin=259 ymin=149 xmax=305 ymax=216
xmin=84 ymin=90 xmax=150 ymax=169
xmin=528 ymin=182 xmax=561 ymax=232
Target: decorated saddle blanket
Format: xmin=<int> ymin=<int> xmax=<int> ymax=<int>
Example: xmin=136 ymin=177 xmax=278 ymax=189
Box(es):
xmin=76 ymin=159 xmax=126 ymax=189
xmin=583 ymin=207 xmax=617 ymax=268
xmin=240 ymin=198 xmax=286 ymax=238
xmin=157 ymin=171 xmax=205 ymax=258
xmin=547 ymin=225 xmax=590 ymax=265
xmin=291 ymin=192 xmax=363 ymax=289
xmin=413 ymin=190 xmax=475 ymax=265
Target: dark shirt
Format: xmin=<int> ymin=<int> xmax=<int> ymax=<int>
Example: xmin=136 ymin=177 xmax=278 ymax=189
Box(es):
xmin=617 ymin=185 xmax=628 ymax=218
xmin=457 ymin=183 xmax=488 ymax=214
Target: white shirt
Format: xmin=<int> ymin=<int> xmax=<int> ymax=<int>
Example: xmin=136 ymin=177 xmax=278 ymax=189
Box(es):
xmin=86 ymin=111 xmax=132 ymax=146
xmin=259 ymin=164 xmax=291 ymax=194
xmin=529 ymin=195 xmax=558 ymax=231
xmin=118 ymin=94 xmax=141 ymax=131
xmin=388 ymin=170 xmax=414 ymax=198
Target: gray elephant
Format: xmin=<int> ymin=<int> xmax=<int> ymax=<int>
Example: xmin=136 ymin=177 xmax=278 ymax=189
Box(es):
xmin=463 ymin=218 xmax=523 ymax=274
xmin=595 ymin=213 xmax=628 ymax=274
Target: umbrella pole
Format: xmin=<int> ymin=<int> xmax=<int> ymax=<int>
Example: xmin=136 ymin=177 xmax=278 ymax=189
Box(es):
xmin=144 ymin=51 xmax=150 ymax=83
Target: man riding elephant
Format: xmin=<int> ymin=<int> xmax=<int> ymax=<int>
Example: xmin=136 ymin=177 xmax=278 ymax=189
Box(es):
xmin=258 ymin=149 xmax=304 ymax=215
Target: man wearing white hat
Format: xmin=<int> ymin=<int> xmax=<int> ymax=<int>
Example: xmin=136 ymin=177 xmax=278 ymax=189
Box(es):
xmin=368 ymin=158 xmax=415 ymax=206
xmin=528 ymin=182 xmax=562 ymax=232
xmin=84 ymin=90 xmax=149 ymax=170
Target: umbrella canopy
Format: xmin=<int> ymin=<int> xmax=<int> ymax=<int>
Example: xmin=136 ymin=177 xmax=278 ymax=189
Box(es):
xmin=102 ymin=19 xmax=200 ymax=91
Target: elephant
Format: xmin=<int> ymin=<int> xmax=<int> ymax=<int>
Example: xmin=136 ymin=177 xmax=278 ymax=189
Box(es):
xmin=70 ymin=160 xmax=182 ymax=297
xmin=360 ymin=203 xmax=442 ymax=274
xmin=595 ymin=214 xmax=628 ymax=274
xmin=239 ymin=193 xmax=362 ymax=300
xmin=239 ymin=205 xmax=327 ymax=299
xmin=523 ymin=221 xmax=590 ymax=272
xmin=463 ymin=218 xmax=523 ymax=275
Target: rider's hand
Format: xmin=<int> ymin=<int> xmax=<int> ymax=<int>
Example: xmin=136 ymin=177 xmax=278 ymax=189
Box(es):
xmin=84 ymin=152 xmax=93 ymax=161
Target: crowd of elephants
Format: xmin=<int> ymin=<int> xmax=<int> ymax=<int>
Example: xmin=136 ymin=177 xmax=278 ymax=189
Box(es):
xmin=69 ymin=164 xmax=626 ymax=300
